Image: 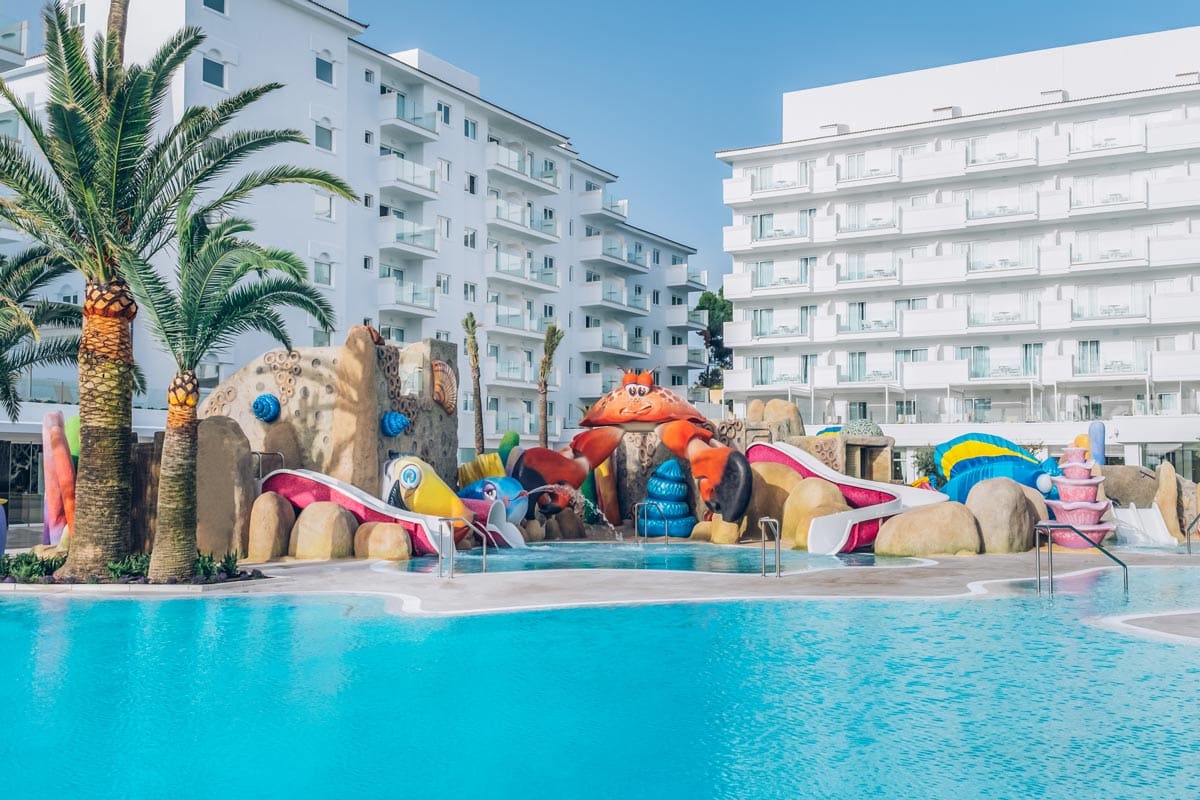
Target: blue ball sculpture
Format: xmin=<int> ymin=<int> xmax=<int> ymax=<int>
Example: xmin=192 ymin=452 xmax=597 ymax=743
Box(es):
xmin=380 ymin=411 xmax=411 ymax=438
xmin=251 ymin=393 xmax=281 ymax=423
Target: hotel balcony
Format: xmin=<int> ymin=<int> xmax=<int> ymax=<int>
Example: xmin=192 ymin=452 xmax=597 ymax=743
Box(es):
xmin=1149 ymin=234 xmax=1200 ymax=266
xmin=487 ymin=251 xmax=559 ymax=292
xmin=0 ymin=19 xmax=27 ymax=72
xmin=378 ymin=217 xmax=438 ymax=259
xmin=965 ymin=199 xmax=1039 ymax=228
xmin=378 ymin=93 xmax=439 ymax=142
xmin=901 ymin=253 xmax=968 ymax=286
xmin=1150 ymin=291 xmax=1200 ymax=325
xmin=377 ymin=154 xmax=438 ymax=202
xmin=1066 ymin=130 xmax=1147 ymax=162
xmin=486 ymin=143 xmax=560 ymax=195
xmin=836 ymin=315 xmax=899 ymax=338
xmin=722 ymin=162 xmax=817 ymax=207
xmin=577 ymin=327 xmax=649 ymax=359
xmin=665 ymin=305 xmax=708 ymax=330
xmin=1068 ymin=185 xmax=1148 ymax=219
xmin=487 ymin=307 xmax=553 ymax=340
xmin=725 ymin=318 xmax=813 ymax=348
xmin=578 ymin=189 xmax=628 ymax=220
xmin=1046 ymin=355 xmax=1149 ymax=384
xmin=825 ymin=366 xmax=902 ymax=389
xmin=1147 ymin=117 xmax=1200 ymax=153
xmin=899 ymin=359 xmax=1039 ymax=391
xmin=835 ymin=160 xmax=900 ymax=190
xmin=665 ymin=264 xmax=706 ymax=291
xmin=723 ymin=267 xmax=812 ymax=300
xmin=836 ymin=259 xmax=899 ymax=287
xmin=1152 ymin=350 xmax=1200 ymax=382
xmin=377 ymin=271 xmax=438 ymax=318
xmin=487 ymin=199 xmax=560 ymax=244
xmin=484 ymin=410 xmax=561 ymax=441
xmin=1070 ymin=298 xmax=1149 ymax=327
xmin=723 ymin=368 xmax=814 ymax=395
xmin=482 ymin=360 xmax=559 ymax=390
xmin=835 ymin=212 xmax=901 ymax=242
xmin=578 ymin=372 xmax=623 ymax=400
xmin=579 ymin=280 xmax=649 ymax=317
xmin=966 ymin=306 xmax=1040 ymax=333
xmin=664 ymin=345 xmax=707 ymax=369
xmin=723 ymin=219 xmax=831 ymax=254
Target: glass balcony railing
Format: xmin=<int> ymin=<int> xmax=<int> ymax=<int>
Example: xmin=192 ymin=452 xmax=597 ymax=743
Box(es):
xmin=967 ymin=309 xmax=1035 ymax=326
xmin=1072 ymin=247 xmax=1137 ymax=263
xmin=839 ymin=216 xmax=896 ymax=232
xmin=837 ymin=317 xmax=897 ymax=334
xmin=751 ymin=371 xmax=808 ymax=386
xmin=626 ymin=336 xmax=648 ymax=354
xmin=1072 ymin=300 xmax=1147 ymax=320
xmin=604 ymin=197 xmax=628 ymax=216
xmin=1074 ymin=359 xmax=1146 ymax=376
xmin=838 ymin=263 xmax=897 ymax=282
xmin=688 ymin=309 xmax=708 ymax=326
xmin=966 ymin=202 xmax=1034 ymax=220
xmin=1070 ymin=188 xmax=1143 ymax=208
xmin=968 ymin=363 xmax=1036 ymax=379
xmin=387 ymin=97 xmax=438 ymax=133
xmin=839 ymin=369 xmax=896 ymax=383
xmin=626 ymin=293 xmax=647 ymax=310
xmin=751 ymin=267 xmax=809 ymax=289
xmin=967 ymin=257 xmax=1028 ymax=273
xmin=626 ymin=250 xmax=646 ymax=267
xmin=752 ymin=321 xmax=808 ymax=338
xmin=378 ymin=270 xmax=436 ymax=309
xmin=601 ymin=330 xmax=624 ymax=349
xmin=380 ymin=155 xmax=436 ymax=191
xmin=491 ymin=144 xmax=525 ymax=173
xmin=387 ymin=218 xmax=436 ymax=250
xmin=686 ymin=348 xmax=706 ymax=363
xmin=0 ymin=20 xmax=26 ymax=57
xmin=751 ymin=226 xmax=802 ymax=241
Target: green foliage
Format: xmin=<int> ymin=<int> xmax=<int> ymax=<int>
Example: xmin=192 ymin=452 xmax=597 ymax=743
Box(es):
xmin=194 ymin=551 xmax=217 ymax=578
xmin=0 ymin=552 xmax=67 ymax=581
xmin=105 ymin=553 xmax=150 ymax=579
xmin=695 ymin=288 xmax=733 ymax=383
xmin=914 ymin=447 xmax=938 ymax=484
xmin=844 ymin=418 xmax=884 ymax=437
xmin=219 ymin=550 xmax=239 ymax=577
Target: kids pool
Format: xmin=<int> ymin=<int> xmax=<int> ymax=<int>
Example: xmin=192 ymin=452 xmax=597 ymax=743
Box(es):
xmin=1 ymin=568 xmax=1197 ymax=799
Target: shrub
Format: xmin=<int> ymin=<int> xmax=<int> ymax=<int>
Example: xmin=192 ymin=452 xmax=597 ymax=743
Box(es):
xmin=106 ymin=553 xmax=151 ymax=580
xmin=0 ymin=552 xmax=67 ymax=582
xmin=194 ymin=551 xmax=217 ymax=578
xmin=219 ymin=551 xmax=239 ymax=578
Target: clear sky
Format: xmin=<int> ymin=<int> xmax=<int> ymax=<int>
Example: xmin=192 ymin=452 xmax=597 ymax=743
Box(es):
xmin=8 ymin=0 xmax=1200 ymax=276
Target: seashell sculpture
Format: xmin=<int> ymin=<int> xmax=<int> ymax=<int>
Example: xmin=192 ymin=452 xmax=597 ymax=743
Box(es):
xmin=431 ymin=359 xmax=458 ymax=415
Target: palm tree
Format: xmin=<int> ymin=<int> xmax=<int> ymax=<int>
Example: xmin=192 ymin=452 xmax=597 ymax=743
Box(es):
xmin=537 ymin=322 xmax=564 ymax=448
xmin=124 ymin=204 xmax=335 ymax=581
xmin=461 ymin=312 xmax=484 ymax=456
xmin=0 ymin=3 xmax=354 ymax=578
xmin=0 ymin=248 xmax=80 ymax=420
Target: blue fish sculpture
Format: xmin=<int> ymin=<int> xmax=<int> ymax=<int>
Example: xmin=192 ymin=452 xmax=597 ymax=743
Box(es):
xmin=459 ymin=477 xmax=529 ymax=525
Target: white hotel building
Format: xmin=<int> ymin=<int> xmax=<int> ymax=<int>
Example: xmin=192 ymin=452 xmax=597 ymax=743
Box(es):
xmin=719 ymin=27 xmax=1200 ymax=482
xmin=0 ymin=0 xmax=708 ymax=499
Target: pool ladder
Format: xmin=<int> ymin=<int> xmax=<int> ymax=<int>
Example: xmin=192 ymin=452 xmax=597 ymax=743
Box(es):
xmin=1186 ymin=513 xmax=1199 ymax=555
xmin=759 ymin=517 xmax=781 ymax=578
xmin=436 ymin=516 xmax=486 ymax=578
xmin=633 ymin=501 xmax=670 ymax=547
xmin=1033 ymin=522 xmax=1128 ymax=596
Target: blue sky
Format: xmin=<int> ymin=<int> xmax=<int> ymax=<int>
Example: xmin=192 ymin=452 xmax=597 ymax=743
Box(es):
xmin=9 ymin=0 xmax=1200 ymax=275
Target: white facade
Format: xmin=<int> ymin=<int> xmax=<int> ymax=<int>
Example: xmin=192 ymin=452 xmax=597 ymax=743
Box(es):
xmin=719 ymin=27 xmax=1200 ymax=481
xmin=0 ymin=0 xmax=706 ymax=461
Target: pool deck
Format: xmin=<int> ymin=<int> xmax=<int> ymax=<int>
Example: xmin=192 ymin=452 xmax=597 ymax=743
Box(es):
xmin=5 ymin=543 xmax=1200 ymax=643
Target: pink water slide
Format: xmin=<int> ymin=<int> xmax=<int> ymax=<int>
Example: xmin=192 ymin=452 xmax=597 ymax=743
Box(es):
xmin=746 ymin=442 xmax=947 ymax=554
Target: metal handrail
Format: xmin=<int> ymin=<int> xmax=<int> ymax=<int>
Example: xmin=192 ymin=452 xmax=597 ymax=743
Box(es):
xmin=1186 ymin=513 xmax=1199 ymax=555
xmin=251 ymin=451 xmax=286 ymax=480
xmin=437 ymin=516 xmax=477 ymax=578
xmin=633 ymin=501 xmax=668 ymax=547
xmin=1034 ymin=522 xmax=1128 ymax=595
xmin=758 ymin=517 xmax=781 ymax=578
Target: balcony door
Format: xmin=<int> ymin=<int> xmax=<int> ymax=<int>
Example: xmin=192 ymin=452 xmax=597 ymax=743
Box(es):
xmin=752 ymin=356 xmax=774 ymax=386
xmin=958 ymin=345 xmax=990 ymax=378
xmin=848 ymin=352 xmax=866 ymax=382
xmin=1077 ymin=340 xmax=1101 ymax=373
xmin=751 ymin=308 xmax=773 ymax=336
xmin=1022 ymin=343 xmax=1042 ymax=376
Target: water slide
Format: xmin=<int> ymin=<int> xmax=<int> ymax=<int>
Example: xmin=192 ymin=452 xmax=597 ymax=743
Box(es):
xmin=1113 ymin=504 xmax=1178 ymax=548
xmin=746 ymin=441 xmax=948 ymax=555
xmin=261 ymin=469 xmax=452 ymax=557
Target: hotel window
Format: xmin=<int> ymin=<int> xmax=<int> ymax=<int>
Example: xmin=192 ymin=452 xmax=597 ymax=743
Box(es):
xmin=363 ymin=193 xmax=373 ymax=208
xmin=463 ymin=282 xmax=477 ymax=302
xmin=465 ymin=173 xmax=478 ymax=194
xmin=463 ymin=227 xmax=477 ymax=249
xmin=438 ymin=158 xmax=451 ymax=181
xmin=671 ymin=375 xmax=684 ymax=387
xmin=652 ymin=331 xmax=660 ymax=346
xmin=464 ymin=118 xmax=478 ymax=139
xmin=67 ymin=1 xmax=86 ymax=28
xmin=315 ymin=54 xmax=334 ymax=84
xmin=585 ymin=360 xmax=600 ymax=374
xmin=671 ymin=255 xmax=684 ymax=265
xmin=364 ymin=69 xmax=375 ymax=84
xmin=844 ymin=152 xmax=865 ymax=179
xmin=313 ymin=256 xmax=332 ymax=286
xmin=671 ymin=335 xmax=683 ymax=346
xmin=585 ymin=180 xmax=601 ymax=192
xmin=313 ymin=193 xmax=333 ymax=220
xmin=363 ymin=130 xmax=373 ymax=145
xmin=312 ymin=329 xmax=331 ymax=347
xmin=202 ymin=0 xmax=226 ymax=12
xmin=314 ymin=122 xmax=333 ymax=151
xmin=437 ymin=216 xmax=451 ymax=238
xmin=543 ymin=304 xmax=555 ymax=319
xmin=436 ymin=273 xmax=451 ymax=294
xmin=652 ymin=290 xmax=660 ymax=305
xmin=201 ymin=56 xmax=226 ymax=88
xmin=584 ymin=315 xmax=599 ymax=328
xmin=435 ymin=330 xmax=451 ymax=342
xmin=363 ymin=256 xmax=373 ymax=271
xmin=652 ymin=249 xmax=661 ymax=265
xmin=437 ymin=101 xmax=451 ymax=125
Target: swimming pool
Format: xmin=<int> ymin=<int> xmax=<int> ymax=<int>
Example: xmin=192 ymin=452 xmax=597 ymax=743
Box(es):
xmin=402 ymin=541 xmax=890 ymax=574
xmin=2 ymin=569 xmax=1198 ymax=799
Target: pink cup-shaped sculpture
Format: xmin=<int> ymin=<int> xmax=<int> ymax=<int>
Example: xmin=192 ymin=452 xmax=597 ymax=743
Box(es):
xmin=1045 ymin=499 xmax=1109 ymax=526
xmin=1050 ymin=522 xmax=1115 ymax=549
xmin=1060 ymin=460 xmax=1097 ymax=480
xmin=1051 ymin=475 xmax=1105 ymax=503
xmin=1060 ymin=446 xmax=1088 ymax=463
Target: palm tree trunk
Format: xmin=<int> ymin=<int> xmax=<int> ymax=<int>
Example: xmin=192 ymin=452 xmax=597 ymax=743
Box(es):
xmin=148 ymin=370 xmax=199 ymax=582
xmin=60 ymin=278 xmax=137 ymax=579
xmin=471 ymin=361 xmax=484 ymax=456
xmin=107 ymin=0 xmax=131 ymax=63
xmin=538 ymin=382 xmax=548 ymax=448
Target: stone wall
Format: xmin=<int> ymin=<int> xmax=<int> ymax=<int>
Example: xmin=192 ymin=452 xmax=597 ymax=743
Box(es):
xmin=198 ymin=330 xmax=460 ymax=494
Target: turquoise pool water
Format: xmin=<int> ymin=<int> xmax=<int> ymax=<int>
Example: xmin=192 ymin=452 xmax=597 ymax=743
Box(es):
xmin=403 ymin=541 xmax=888 ymax=574
xmin=2 ymin=569 xmax=1198 ymax=799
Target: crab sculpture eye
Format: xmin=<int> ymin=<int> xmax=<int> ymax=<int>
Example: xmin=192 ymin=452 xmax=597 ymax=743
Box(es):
xmin=626 ymin=384 xmax=650 ymax=398
xmin=398 ymin=463 xmax=422 ymax=490
xmin=483 ymin=482 xmax=498 ymax=500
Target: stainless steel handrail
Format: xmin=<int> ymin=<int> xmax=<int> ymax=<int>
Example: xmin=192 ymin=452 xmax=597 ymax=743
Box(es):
xmin=437 ymin=516 xmax=478 ymax=578
xmin=1186 ymin=513 xmax=1199 ymax=555
xmin=250 ymin=451 xmax=286 ymax=480
xmin=633 ymin=501 xmax=668 ymax=547
xmin=758 ymin=517 xmax=781 ymax=578
xmin=1034 ymin=522 xmax=1128 ymax=595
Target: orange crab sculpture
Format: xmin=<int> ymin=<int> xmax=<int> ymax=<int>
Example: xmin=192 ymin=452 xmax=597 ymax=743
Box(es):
xmin=512 ymin=370 xmax=753 ymax=522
